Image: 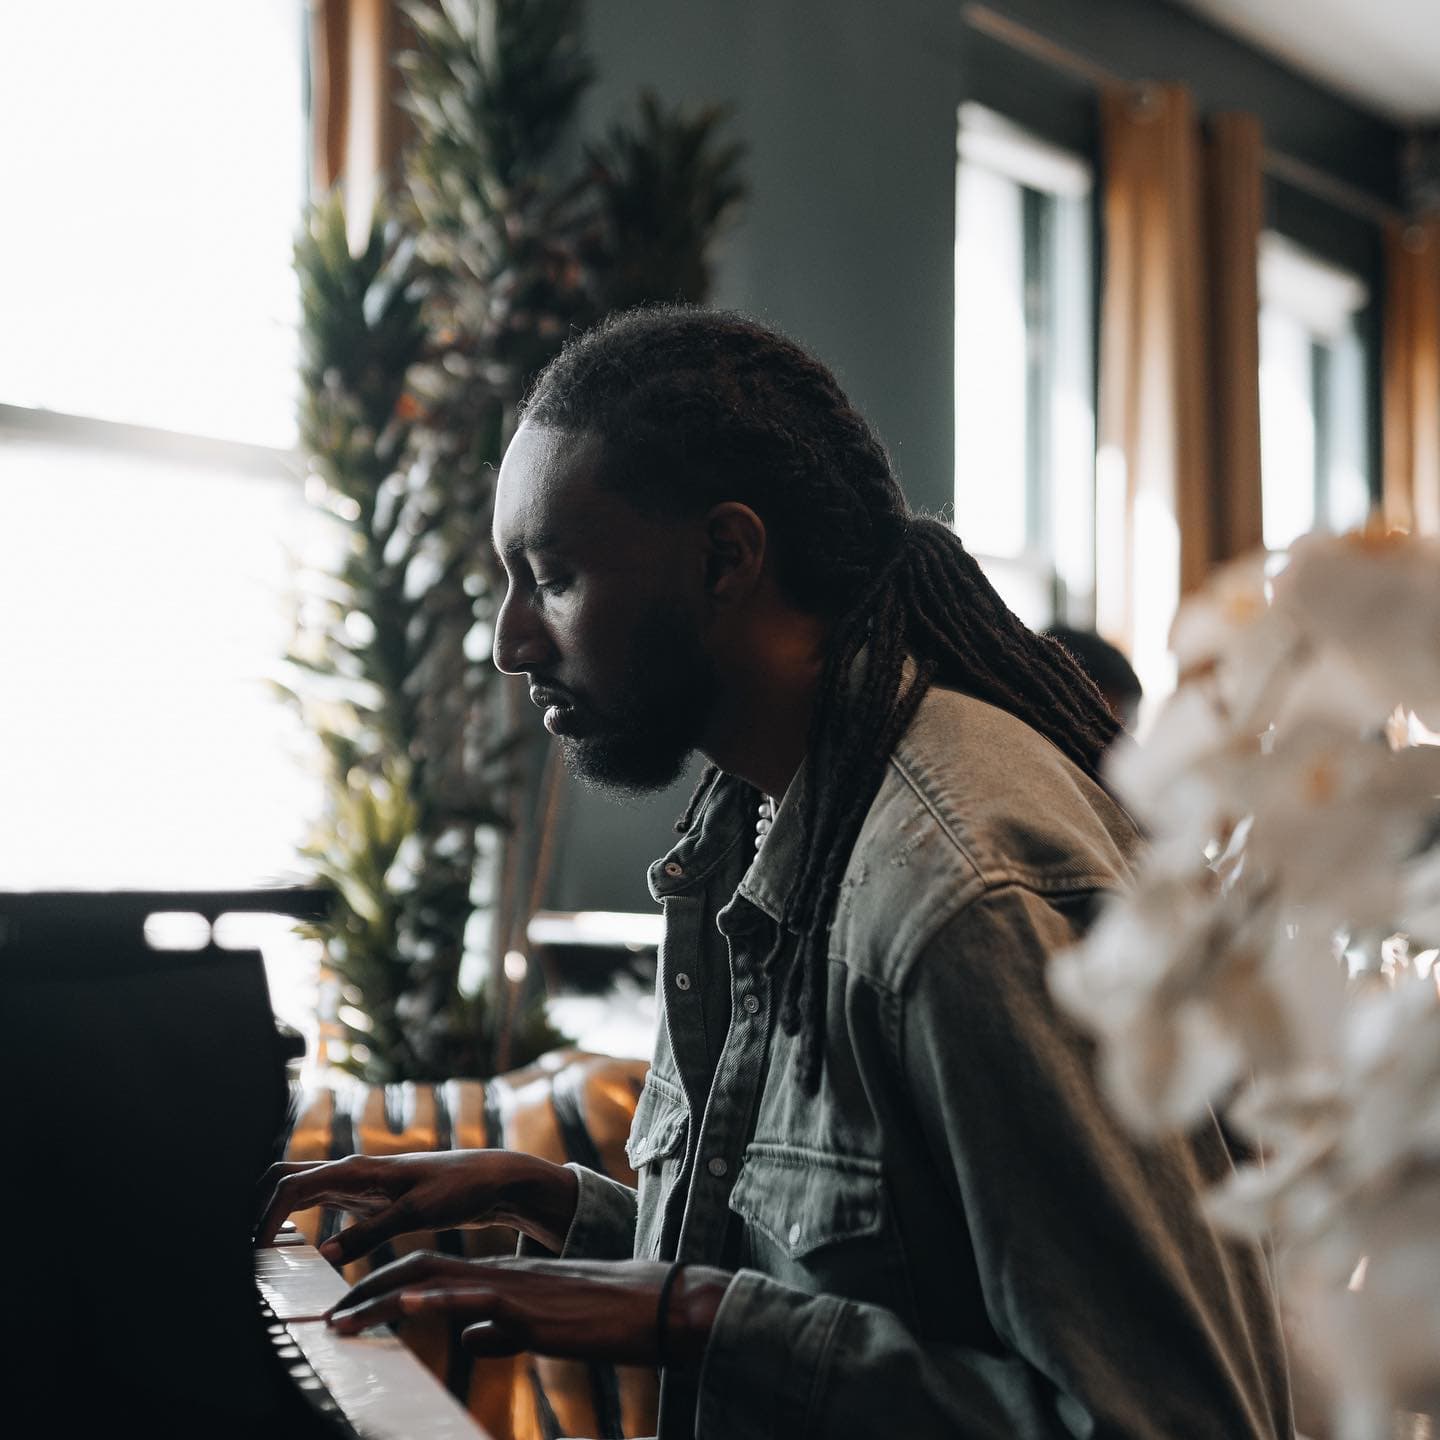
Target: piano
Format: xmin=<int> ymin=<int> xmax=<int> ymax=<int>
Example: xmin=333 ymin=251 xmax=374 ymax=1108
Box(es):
xmin=1 ymin=891 xmax=490 ymax=1439
xmin=256 ymin=1233 xmax=488 ymax=1439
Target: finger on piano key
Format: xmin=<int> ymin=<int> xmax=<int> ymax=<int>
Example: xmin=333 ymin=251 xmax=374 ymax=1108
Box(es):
xmin=258 ymin=1240 xmax=492 ymax=1439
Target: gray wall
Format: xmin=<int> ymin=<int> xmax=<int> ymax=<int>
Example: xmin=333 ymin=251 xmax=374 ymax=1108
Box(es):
xmin=544 ymin=0 xmax=1404 ymax=916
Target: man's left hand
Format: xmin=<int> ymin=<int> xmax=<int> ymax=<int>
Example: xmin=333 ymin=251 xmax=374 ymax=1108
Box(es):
xmin=326 ymin=1253 xmax=731 ymax=1369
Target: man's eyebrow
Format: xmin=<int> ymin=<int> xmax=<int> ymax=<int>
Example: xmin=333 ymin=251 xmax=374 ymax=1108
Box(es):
xmin=499 ymin=529 xmax=563 ymax=561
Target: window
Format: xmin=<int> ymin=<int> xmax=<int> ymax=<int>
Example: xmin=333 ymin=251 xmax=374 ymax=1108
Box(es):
xmin=0 ymin=3 xmax=317 ymax=1027
xmin=954 ymin=103 xmax=1096 ymax=630
xmin=1258 ymin=233 xmax=1373 ymax=551
xmin=0 ymin=2 xmax=305 ymax=444
xmin=0 ymin=431 xmax=325 ymax=891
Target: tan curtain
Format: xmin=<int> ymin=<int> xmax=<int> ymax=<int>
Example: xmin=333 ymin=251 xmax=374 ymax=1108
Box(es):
xmin=311 ymin=0 xmax=351 ymax=191
xmin=1383 ymin=215 xmax=1440 ymax=536
xmin=1096 ymin=84 xmax=1264 ymax=689
xmin=309 ymin=0 xmax=410 ymax=226
xmin=1203 ymin=112 xmax=1266 ymax=563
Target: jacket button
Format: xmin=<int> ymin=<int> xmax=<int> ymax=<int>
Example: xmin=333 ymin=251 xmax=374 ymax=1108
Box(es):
xmin=742 ymin=993 xmax=760 ymax=1014
xmin=788 ymin=1222 xmax=802 ymax=1245
xmin=707 ymin=1156 xmax=728 ymax=1178
xmin=663 ymin=861 xmax=684 ymax=878
xmin=674 ymin=972 xmax=692 ymax=991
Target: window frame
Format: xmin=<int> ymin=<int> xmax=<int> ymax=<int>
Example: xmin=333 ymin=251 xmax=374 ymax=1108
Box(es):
xmin=0 ymin=0 xmax=315 ymax=895
xmin=1264 ymin=177 xmax=1385 ymax=516
xmin=1257 ymin=227 xmax=1379 ymax=549
xmin=0 ymin=402 xmax=297 ymax=481
xmin=954 ymin=99 xmax=1100 ymax=630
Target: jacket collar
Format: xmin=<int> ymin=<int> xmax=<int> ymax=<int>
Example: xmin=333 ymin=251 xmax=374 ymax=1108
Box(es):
xmin=734 ymin=761 xmax=809 ymax=925
xmin=647 ymin=762 xmax=808 ymax=928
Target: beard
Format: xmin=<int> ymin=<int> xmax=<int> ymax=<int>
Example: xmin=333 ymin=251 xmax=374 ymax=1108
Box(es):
xmin=559 ymin=604 xmax=716 ymax=797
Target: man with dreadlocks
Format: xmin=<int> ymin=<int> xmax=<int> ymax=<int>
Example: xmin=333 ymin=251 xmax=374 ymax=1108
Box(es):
xmin=258 ymin=308 xmax=1293 ymax=1438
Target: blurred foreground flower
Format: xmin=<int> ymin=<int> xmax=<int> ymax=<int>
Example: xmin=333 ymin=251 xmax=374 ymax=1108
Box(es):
xmin=1050 ymin=527 xmax=1440 ymax=1438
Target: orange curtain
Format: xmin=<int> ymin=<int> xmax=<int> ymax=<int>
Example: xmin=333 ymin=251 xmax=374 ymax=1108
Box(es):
xmin=1096 ymin=84 xmax=1264 ymax=690
xmin=1203 ymin=112 xmax=1266 ymax=563
xmin=309 ymin=0 xmax=410 ymax=225
xmin=311 ymin=0 xmax=351 ymax=191
xmin=1383 ymin=216 xmax=1440 ymax=536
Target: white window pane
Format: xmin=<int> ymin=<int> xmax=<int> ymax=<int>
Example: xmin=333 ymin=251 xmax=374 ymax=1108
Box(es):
xmin=1259 ymin=232 xmax=1373 ymax=551
xmin=1325 ymin=329 xmax=1372 ymax=532
xmin=0 ymin=2 xmax=303 ymax=445
xmin=1260 ymin=307 xmax=1317 ymax=552
xmin=1259 ymin=234 xmax=1369 ymax=343
xmin=957 ymin=103 xmax=1091 ymax=199
xmin=955 ymin=162 xmax=1028 ymax=557
xmin=955 ymin=106 xmax=1095 ymax=626
xmin=1048 ymin=192 xmax=1095 ymax=615
xmin=0 ymin=438 xmax=323 ymax=889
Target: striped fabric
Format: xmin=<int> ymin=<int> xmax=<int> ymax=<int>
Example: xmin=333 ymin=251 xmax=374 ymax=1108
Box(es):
xmin=285 ymin=1050 xmax=654 ymax=1440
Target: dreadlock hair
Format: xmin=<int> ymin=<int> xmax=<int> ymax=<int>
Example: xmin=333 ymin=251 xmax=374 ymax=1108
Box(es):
xmin=521 ymin=306 xmax=1120 ymax=1094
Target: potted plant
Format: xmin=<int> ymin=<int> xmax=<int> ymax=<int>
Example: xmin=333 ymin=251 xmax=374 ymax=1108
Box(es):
xmin=282 ymin=0 xmax=746 ymax=1082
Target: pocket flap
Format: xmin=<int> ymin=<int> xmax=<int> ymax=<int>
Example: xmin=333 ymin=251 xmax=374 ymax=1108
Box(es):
xmin=728 ymin=1143 xmax=884 ymax=1258
xmin=624 ymin=1072 xmax=688 ymax=1170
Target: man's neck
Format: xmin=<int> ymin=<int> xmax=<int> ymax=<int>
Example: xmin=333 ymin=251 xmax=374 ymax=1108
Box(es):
xmin=705 ymin=708 xmax=809 ymax=801
xmin=701 ymin=619 xmax=827 ymax=799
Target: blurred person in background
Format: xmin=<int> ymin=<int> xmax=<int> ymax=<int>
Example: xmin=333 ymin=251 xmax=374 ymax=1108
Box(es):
xmin=1045 ymin=624 xmax=1143 ymax=733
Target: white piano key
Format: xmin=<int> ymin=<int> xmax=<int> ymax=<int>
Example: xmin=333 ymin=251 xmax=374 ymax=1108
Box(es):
xmin=255 ymin=1243 xmax=350 ymax=1319
xmin=255 ymin=1243 xmax=491 ymax=1440
xmin=286 ymin=1320 xmax=488 ymax=1440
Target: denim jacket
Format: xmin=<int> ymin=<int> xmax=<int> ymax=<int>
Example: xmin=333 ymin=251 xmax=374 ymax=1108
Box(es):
xmin=553 ymin=686 xmax=1293 ymax=1439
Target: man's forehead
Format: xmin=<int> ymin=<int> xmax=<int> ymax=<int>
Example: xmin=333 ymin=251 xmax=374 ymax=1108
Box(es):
xmin=493 ymin=423 xmax=607 ymax=552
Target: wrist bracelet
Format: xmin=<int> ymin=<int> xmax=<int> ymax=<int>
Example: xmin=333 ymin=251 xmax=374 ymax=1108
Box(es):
xmin=655 ymin=1260 xmax=686 ymax=1370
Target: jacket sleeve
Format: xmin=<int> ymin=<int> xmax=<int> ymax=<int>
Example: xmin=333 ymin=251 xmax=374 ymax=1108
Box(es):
xmin=694 ymin=883 xmax=1290 ymax=1439
xmin=516 ymin=1164 xmax=639 ymax=1261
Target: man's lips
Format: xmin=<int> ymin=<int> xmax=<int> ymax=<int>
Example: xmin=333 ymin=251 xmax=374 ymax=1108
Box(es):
xmin=529 ymin=684 xmax=578 ymax=735
xmin=528 ymin=683 xmax=568 ymax=707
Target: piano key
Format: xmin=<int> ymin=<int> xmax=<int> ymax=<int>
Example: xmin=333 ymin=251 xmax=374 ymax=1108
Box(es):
xmin=256 ymin=1243 xmax=491 ymax=1440
xmin=255 ymin=1243 xmax=351 ymax=1320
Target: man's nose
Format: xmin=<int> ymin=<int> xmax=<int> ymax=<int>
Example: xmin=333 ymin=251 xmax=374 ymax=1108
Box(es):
xmin=492 ymin=592 xmax=554 ymax=675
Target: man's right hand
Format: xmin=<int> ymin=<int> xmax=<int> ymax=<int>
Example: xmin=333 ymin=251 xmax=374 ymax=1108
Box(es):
xmin=254 ymin=1150 xmax=580 ymax=1264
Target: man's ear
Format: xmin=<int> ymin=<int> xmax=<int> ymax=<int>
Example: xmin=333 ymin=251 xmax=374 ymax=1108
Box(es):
xmin=702 ymin=502 xmax=767 ymax=607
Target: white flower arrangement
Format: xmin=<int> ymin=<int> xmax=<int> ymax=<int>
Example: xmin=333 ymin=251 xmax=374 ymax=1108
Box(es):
xmin=1050 ymin=527 xmax=1440 ymax=1440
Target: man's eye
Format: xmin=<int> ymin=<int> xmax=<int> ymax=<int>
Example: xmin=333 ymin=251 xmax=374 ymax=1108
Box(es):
xmin=534 ymin=577 xmax=570 ymax=599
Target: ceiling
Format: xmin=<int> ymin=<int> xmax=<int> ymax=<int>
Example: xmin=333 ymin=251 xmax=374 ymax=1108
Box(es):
xmin=1176 ymin=0 xmax=1440 ymax=124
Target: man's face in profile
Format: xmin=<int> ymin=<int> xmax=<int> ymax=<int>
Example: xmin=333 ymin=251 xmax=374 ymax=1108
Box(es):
xmin=491 ymin=423 xmax=717 ymax=795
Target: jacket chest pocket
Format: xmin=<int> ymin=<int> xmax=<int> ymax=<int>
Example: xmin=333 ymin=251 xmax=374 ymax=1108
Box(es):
xmin=727 ymin=1143 xmax=902 ymax=1311
xmin=624 ymin=1070 xmax=689 ymax=1259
